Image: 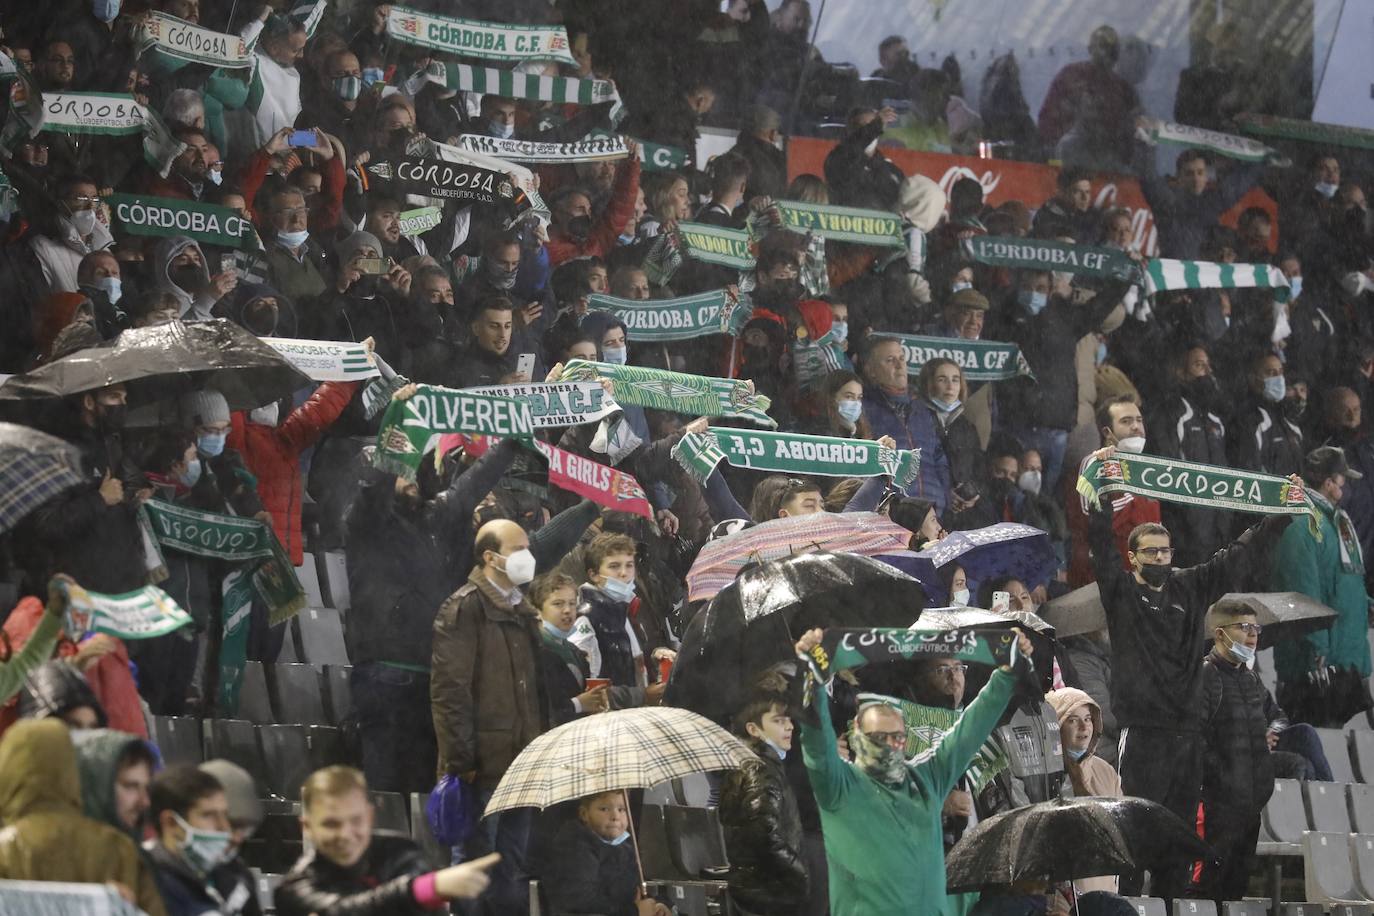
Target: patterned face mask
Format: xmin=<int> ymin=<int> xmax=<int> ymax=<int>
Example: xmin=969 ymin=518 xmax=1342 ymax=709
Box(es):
xmin=849 ymin=722 xmax=908 ymax=787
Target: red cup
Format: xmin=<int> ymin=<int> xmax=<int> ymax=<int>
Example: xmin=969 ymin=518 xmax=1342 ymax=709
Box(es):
xmin=586 ymin=678 xmax=610 ymax=691
xmin=658 ymin=657 xmax=673 ymax=683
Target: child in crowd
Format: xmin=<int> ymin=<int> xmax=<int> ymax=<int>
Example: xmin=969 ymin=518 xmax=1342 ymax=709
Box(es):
xmin=545 ymin=791 xmax=671 ymax=916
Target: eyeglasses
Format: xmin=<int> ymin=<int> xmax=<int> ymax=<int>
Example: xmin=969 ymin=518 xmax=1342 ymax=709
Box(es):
xmin=863 ymin=730 xmax=906 ymax=745
xmin=1225 ymin=622 xmax=1263 ymax=636
xmin=933 ymin=664 xmax=969 ymax=678
xmin=1136 ymin=547 xmax=1173 ymax=560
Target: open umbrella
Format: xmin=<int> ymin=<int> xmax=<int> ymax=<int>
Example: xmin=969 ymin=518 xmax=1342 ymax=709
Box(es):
xmin=685 ymin=512 xmax=913 ymax=603
xmin=945 ymin=796 xmax=1209 ymax=892
xmin=885 ymin=523 xmax=1057 ymax=604
xmin=1039 ymin=583 xmax=1106 ymax=640
xmin=0 ymin=423 xmax=86 ymax=534
xmin=0 ymin=320 xmax=309 ymax=410
xmin=1214 ymin=592 xmax=1338 ymax=649
xmin=666 ymin=552 xmax=927 ymax=720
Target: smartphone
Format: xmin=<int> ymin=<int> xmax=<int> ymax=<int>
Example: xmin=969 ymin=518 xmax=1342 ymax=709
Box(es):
xmin=991 ymin=590 xmax=1011 ymax=613
xmin=515 ymin=353 xmax=536 ymax=378
xmin=356 ymin=257 xmax=390 ymax=275
xmin=288 ymin=129 xmax=318 ymax=148
xmin=219 ymin=253 xmax=235 ymax=275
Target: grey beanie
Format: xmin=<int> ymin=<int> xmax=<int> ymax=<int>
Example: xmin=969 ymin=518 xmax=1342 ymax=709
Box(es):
xmin=180 ymin=389 xmax=231 ymax=427
xmin=199 ymin=759 xmax=263 ymax=831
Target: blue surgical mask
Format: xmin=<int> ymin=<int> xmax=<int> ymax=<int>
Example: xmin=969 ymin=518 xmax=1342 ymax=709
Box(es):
xmin=542 ymin=619 xmax=574 ymax=640
xmin=206 ymin=167 xmax=223 ymax=186
xmin=951 ymin=280 xmax=972 ymax=294
xmin=601 ymin=345 xmax=627 ymax=365
xmin=1316 ymin=181 xmax=1339 ymax=199
xmin=931 ymin=397 xmax=961 ymax=414
xmin=1095 ymin=340 xmax=1108 ymax=366
xmin=197 ymin=432 xmax=226 ymax=457
xmin=1067 ymin=746 xmax=1089 ymax=761
xmin=1224 ymin=631 xmax=1257 ymax=665
xmin=1019 ymin=289 xmax=1047 ymax=315
xmin=603 ymin=830 xmax=631 ymax=846
xmin=836 ymin=399 xmax=862 ymax=424
xmin=94 ymin=275 xmax=122 ymax=305
xmin=830 ymin=320 xmax=848 ymax=342
xmin=489 ymin=120 xmax=516 ymax=139
xmin=1289 ymin=276 xmax=1303 ymax=300
xmin=601 ymin=576 xmax=636 ymax=603
xmin=362 ymin=67 xmax=385 ymax=87
xmin=177 ymin=458 xmax=203 ymax=488
xmin=92 ymin=0 xmax=120 ymax=22
xmin=1262 ymin=374 xmax=1286 ymax=403
xmin=333 ymin=75 xmax=362 ymax=101
xmin=276 ymin=228 xmax=309 ymax=249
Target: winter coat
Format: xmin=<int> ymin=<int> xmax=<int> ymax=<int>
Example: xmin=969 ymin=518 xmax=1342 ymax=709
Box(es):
xmin=802 ymin=669 xmax=1015 ymax=916
xmin=0 ymin=720 xmax=152 ymax=904
xmin=1201 ymin=649 xmax=1279 ymax=816
xmin=1045 ymin=688 xmax=1120 ymax=895
xmin=1148 ymin=392 xmax=1232 ymax=566
xmin=822 ymin=119 xmax=905 ymax=210
xmin=275 ymin=833 xmax=435 ymax=916
xmin=1329 ymin=429 xmax=1374 ymax=580
xmin=430 ymin=569 xmax=546 ymax=788
xmin=227 ymin=380 xmax=358 ymax=566
xmin=240 ymin=20 xmax=302 ymax=147
xmin=861 ymin=388 xmax=980 ymax=515
xmin=544 ymin=819 xmax=641 ymax=916
xmin=1088 ymin=504 xmax=1288 ymax=733
xmin=730 ymin=132 xmax=788 ymax=203
xmin=262 ymin=238 xmax=330 ymax=309
xmin=152 ymin=235 xmax=219 ymax=321
xmin=29 ymin=217 xmax=114 ymax=294
xmin=1270 ymin=496 xmax=1373 ymax=681
xmin=539 ymin=624 xmax=592 ymax=727
xmin=545 ymin=157 xmax=640 ymax=267
xmin=718 ymin=738 xmax=808 ymax=913
xmin=1060 ymin=635 xmax=1118 ymax=766
xmin=1135 ymin=143 xmax=1263 ymax=259
xmin=147 ymin=840 xmax=260 ymax=916
xmin=0 ymin=597 xmax=62 ymax=708
xmin=1228 ymin=397 xmax=1304 ymax=478
xmin=570 ymin=582 xmax=660 ymax=710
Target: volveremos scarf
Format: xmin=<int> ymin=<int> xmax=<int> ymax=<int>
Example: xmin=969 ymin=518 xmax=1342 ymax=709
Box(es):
xmin=962 ymin=235 xmax=1141 ymax=283
xmin=460 ymin=382 xmax=621 ymax=429
xmin=454 ymin=133 xmax=629 ymax=164
xmin=374 ymin=385 xmax=536 ymax=479
xmin=261 ymin=338 xmax=380 ymax=383
xmin=60 ymin=579 xmax=193 ymax=640
xmin=1076 ymin=451 xmax=1311 ymax=516
xmin=1137 ymin=117 xmax=1289 ymax=166
xmin=672 ymin=428 xmax=920 ymax=490
xmin=1142 ymin=258 xmax=1291 ymax=301
xmin=585 ymin=290 xmax=748 ymax=341
xmin=885 ymin=333 xmax=1034 ymax=383
xmin=556 ymin=359 xmax=775 ymax=427
xmin=386 ymin=7 xmax=577 ymax=65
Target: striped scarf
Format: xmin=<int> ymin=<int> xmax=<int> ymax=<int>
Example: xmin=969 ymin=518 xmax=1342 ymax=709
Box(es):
xmin=1143 ymin=258 xmax=1291 ymax=301
xmin=1309 ymin=489 xmax=1365 ymax=575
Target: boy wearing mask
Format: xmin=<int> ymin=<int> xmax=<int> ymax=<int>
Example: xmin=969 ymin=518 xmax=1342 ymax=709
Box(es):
xmin=570 ymin=532 xmax=666 ymax=709
xmin=146 ymin=765 xmax=259 ymax=916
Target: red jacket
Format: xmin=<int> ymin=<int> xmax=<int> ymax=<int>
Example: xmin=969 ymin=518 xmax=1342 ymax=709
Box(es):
xmin=1067 ymin=485 xmax=1162 ymax=588
xmin=545 ymin=156 xmax=640 ymax=267
xmin=238 ymin=148 xmax=347 ymax=235
xmin=227 ymin=382 xmax=357 ymax=566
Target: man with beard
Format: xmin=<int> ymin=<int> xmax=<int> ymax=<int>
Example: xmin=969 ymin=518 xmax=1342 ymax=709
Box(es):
xmin=364 ymin=194 xmax=423 ymax=263
xmin=143 ymin=129 xmax=214 ymax=201
xmin=546 ymin=144 xmax=641 ymax=266
xmin=457 ymin=231 xmax=551 ymax=362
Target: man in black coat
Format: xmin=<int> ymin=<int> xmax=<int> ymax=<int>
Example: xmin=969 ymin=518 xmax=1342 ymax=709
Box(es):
xmin=1228 ymin=351 xmax=1305 ymax=477
xmin=822 ymin=107 xmax=905 ymax=210
xmin=276 ymin=766 xmax=496 ymax=916
xmin=728 ymin=105 xmax=788 ymax=203
xmin=1086 ymin=449 xmax=1290 ymax=898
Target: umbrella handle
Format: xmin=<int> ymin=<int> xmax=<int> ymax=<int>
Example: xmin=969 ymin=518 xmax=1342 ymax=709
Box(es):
xmin=624 ymin=789 xmax=647 ymax=897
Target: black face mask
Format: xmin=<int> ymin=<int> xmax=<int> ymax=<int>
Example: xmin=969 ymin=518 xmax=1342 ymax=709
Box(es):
xmin=1186 ymin=374 xmax=1219 ymax=407
xmin=352 ymin=275 xmax=380 ymax=299
xmin=1139 ymin=563 xmax=1172 ymax=589
xmin=96 ymin=403 xmax=127 ymax=431
xmin=171 ymin=263 xmax=202 ymax=291
xmin=1283 ymin=396 xmax=1307 ymax=422
xmin=987 ymin=477 xmax=1016 ymax=502
xmin=566 ymin=214 xmax=592 ymax=240
xmin=756 ymin=278 xmax=805 ymax=309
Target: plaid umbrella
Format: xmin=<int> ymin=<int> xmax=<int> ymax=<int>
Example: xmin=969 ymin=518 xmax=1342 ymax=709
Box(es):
xmin=686 ymin=511 xmax=913 ymax=602
xmin=485 ymin=708 xmax=755 ymax=815
xmin=0 ymin=423 xmax=86 ymax=534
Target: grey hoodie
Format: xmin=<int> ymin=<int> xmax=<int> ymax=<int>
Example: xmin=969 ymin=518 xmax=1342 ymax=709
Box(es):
xmin=153 ymin=235 xmax=216 ymax=321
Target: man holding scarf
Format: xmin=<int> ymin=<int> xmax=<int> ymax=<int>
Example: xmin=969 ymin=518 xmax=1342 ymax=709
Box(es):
xmin=1086 ymin=445 xmax=1291 ymax=899
xmin=793 ymin=627 xmax=1031 ymax=916
xmin=1270 ymin=446 xmax=1374 ymax=725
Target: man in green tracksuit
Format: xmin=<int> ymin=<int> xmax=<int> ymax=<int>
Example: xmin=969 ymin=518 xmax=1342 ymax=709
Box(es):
xmin=794 ymin=628 xmax=1030 ymax=916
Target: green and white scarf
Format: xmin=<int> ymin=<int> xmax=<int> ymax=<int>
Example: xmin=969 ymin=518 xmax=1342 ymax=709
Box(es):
xmin=886 ymin=333 xmax=1034 ymax=383
xmin=1143 ymin=257 xmax=1291 ymax=301
xmin=461 ymin=382 xmax=621 ymax=429
xmin=454 ymin=133 xmax=628 ymax=164
xmin=137 ymin=13 xmax=253 ymax=69
xmin=1310 ymin=490 xmax=1365 ymax=574
xmin=60 ymin=579 xmax=193 ymax=640
xmin=962 ymin=235 xmax=1142 ymax=283
xmin=1139 ymin=117 xmax=1288 ymax=165
xmin=586 ymin=290 xmax=748 ymax=341
xmin=290 ymin=0 xmax=327 ymax=39
xmin=770 ymin=200 xmax=905 ymax=248
xmin=641 ymin=231 xmax=684 ymax=287
xmin=424 ymin=61 xmax=619 ymax=108
xmin=374 ymin=385 xmax=536 ymax=479
xmin=386 ymin=7 xmax=576 ymax=65
xmin=1237 ymin=113 xmax=1374 ymax=153
xmin=857 ymin=692 xmax=1011 ymax=792
xmin=397 ymin=206 xmax=443 ymax=237
xmin=41 ymin=92 xmax=147 ymax=136
xmin=672 ymin=428 xmax=919 ymax=489
xmin=262 ymin=338 xmax=379 ymax=382
xmin=1076 ymin=451 xmax=1311 ymax=516
xmin=679 ymin=222 xmax=755 ymax=270
xmin=556 ymin=359 xmax=775 ymax=427
xmin=106 ymin=193 xmax=260 ymax=250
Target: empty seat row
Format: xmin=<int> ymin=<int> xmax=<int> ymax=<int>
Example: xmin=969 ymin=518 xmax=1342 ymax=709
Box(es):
xmin=1303 ymin=832 xmax=1374 ymax=903
xmin=151 ymin=716 xmax=354 ymax=800
xmin=236 ymin=662 xmax=352 ymax=727
xmin=1262 ymin=780 xmax=1374 ymax=845
xmin=1127 ymin=901 xmax=1328 ymax=916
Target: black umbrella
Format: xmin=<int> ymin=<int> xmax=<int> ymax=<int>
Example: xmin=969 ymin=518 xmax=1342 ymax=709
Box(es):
xmin=946 ymin=796 xmax=1209 ymax=892
xmin=915 ymin=607 xmax=1058 ymax=696
xmin=0 ymin=320 xmax=310 ymax=410
xmin=0 ymin=423 xmax=85 ymax=534
xmin=1214 ymin=592 xmax=1337 ymax=649
xmin=665 ymin=552 xmax=928 ymax=720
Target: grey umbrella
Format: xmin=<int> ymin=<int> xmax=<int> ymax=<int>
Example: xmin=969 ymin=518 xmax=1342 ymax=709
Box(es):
xmin=1040 ymin=583 xmax=1106 ymax=640
xmin=0 ymin=320 xmax=310 ymax=410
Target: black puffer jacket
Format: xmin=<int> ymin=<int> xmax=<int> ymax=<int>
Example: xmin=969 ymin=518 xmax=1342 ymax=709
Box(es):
xmin=1201 ymin=648 xmax=1280 ymax=814
xmin=717 ymin=739 xmax=808 ymax=914
xmin=274 ymin=834 xmax=433 ymax=916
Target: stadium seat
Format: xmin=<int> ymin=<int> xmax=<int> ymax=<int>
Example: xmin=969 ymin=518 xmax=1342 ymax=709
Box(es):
xmin=1220 ymin=903 xmax=1269 ymax=916
xmin=252 ymin=870 xmax=281 ymax=915
xmin=1331 ymin=904 xmax=1374 ymax=916
xmin=1279 ymin=905 xmax=1325 ymax=916
xmin=1124 ymin=898 xmax=1166 ymax=916
xmin=152 ymin=715 xmax=203 ymax=767
xmin=258 ymin=725 xmax=312 ymax=801
xmin=322 ymin=665 xmax=353 ymax=725
xmin=238 ymin=661 xmax=275 ymax=725
xmin=408 ymin=792 xmax=448 ymax=869
xmin=203 ymin=719 xmax=268 ymax=794
xmin=1303 ymin=831 xmax=1359 ymax=903
xmin=663 ymin=805 xmax=730 ymax=877
xmin=296 ymin=607 xmax=350 ymax=666
xmin=1307 ymin=780 xmax=1353 ymax=833
xmin=304 ymin=725 xmax=348 ymax=770
xmin=371 ymin=791 xmax=408 ymax=833
xmin=269 ymin=663 xmax=328 ymax=725
xmin=1352 ymin=732 xmax=1374 ymax=784
xmin=1262 ymin=780 xmax=1310 ymax=847
xmin=1317 ymin=728 xmax=1357 ymax=784
xmin=639 ymin=805 xmax=693 ymax=883
xmin=1174 ymin=901 xmax=1217 ymax=916
xmin=323 ymin=551 xmax=350 ymax=611
xmin=298 ymin=554 xmax=325 ymax=608
xmin=1351 ymin=785 xmax=1374 ymax=835
xmin=1352 ymin=834 xmax=1374 ymax=899
xmin=257 ymin=812 xmax=302 ymax=842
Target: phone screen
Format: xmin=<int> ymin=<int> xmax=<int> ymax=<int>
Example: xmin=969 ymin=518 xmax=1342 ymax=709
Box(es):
xmin=356 ymin=257 xmax=389 ymax=275
xmin=288 ymin=129 xmax=317 ymax=148
xmin=516 ymin=353 xmax=536 ymax=378
xmin=991 ymin=591 xmax=1011 ymax=613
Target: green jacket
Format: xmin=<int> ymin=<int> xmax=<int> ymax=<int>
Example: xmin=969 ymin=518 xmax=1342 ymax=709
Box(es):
xmin=1271 ymin=502 xmax=1372 ymax=680
xmin=802 ymin=668 xmax=1015 ymax=916
xmin=0 ymin=596 xmax=62 ymax=705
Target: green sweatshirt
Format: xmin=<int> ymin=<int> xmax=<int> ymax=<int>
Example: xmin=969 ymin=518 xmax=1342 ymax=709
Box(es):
xmin=0 ymin=603 xmax=63 ymax=704
xmin=802 ymin=668 xmax=1015 ymax=916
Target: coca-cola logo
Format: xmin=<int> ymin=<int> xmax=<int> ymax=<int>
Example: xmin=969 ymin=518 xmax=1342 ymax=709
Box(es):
xmin=938 ymin=165 xmax=1001 ymax=200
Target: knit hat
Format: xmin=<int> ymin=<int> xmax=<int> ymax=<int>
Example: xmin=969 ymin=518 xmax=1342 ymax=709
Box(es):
xmin=895 ymin=174 xmax=946 ymax=233
xmin=199 ymin=759 xmax=263 ymax=832
xmin=335 ymin=230 xmax=383 ymax=263
xmin=180 ymin=389 xmax=231 ymax=428
xmin=947 ymin=288 xmax=989 ymax=311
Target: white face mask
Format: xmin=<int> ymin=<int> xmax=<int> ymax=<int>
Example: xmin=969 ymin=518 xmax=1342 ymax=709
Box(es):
xmin=1018 ymin=469 xmax=1042 ymax=496
xmin=1342 ymin=271 xmax=1372 ymax=298
xmin=499 ymin=548 xmax=537 ymax=586
xmin=249 ymin=402 xmax=280 ymax=427
xmin=1116 ymin=436 xmax=1146 ymax=454
xmin=950 ymin=588 xmax=970 ymax=607
xmin=864 ymin=138 xmax=879 ymax=157
xmin=70 ymin=208 xmax=98 ymax=237
xmin=1271 ymin=308 xmax=1292 ymax=344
